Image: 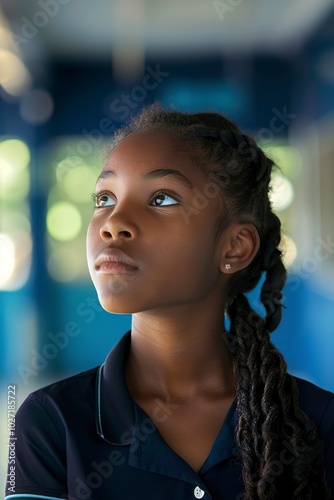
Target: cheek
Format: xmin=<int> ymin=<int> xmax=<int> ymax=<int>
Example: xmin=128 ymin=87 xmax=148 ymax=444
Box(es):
xmin=160 ymin=235 xmax=218 ymax=281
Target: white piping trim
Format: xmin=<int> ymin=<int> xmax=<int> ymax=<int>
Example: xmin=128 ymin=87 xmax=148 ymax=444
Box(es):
xmin=5 ymin=495 xmax=64 ymax=500
xmin=96 ymin=363 xmax=104 ymax=439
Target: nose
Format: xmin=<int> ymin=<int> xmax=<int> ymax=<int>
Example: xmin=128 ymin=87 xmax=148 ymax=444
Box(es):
xmin=99 ymin=212 xmax=137 ymax=241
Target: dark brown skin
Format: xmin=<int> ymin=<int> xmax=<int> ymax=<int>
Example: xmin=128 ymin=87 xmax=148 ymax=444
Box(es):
xmin=87 ymin=131 xmax=260 ymax=472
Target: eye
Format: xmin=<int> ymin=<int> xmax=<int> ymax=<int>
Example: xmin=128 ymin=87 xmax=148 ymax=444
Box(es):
xmin=93 ymin=192 xmax=116 ymax=208
xmin=151 ymin=192 xmax=179 ymax=207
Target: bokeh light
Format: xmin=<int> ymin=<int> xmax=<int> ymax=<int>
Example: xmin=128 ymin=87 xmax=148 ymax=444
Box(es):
xmin=0 ymin=137 xmax=32 ymax=289
xmin=62 ymin=163 xmax=98 ymax=203
xmin=268 ymin=145 xmax=303 ymax=179
xmin=0 ymin=139 xmax=30 ymax=200
xmin=0 ymin=209 xmax=32 ymax=290
xmin=269 ymin=172 xmax=295 ymax=211
xmin=46 ymin=143 xmax=105 ymax=283
xmin=280 ymin=233 xmax=298 ymax=268
xmin=55 ymin=156 xmax=83 ymax=184
xmin=46 ymin=201 xmax=82 ymax=241
xmin=20 ymin=89 xmax=54 ymax=125
xmin=0 ymin=162 xmax=30 ymax=200
xmin=0 ymin=49 xmax=31 ymax=96
xmin=0 ymin=233 xmax=15 ymax=287
xmin=0 ymin=139 xmax=30 ymax=202
xmin=0 ymin=138 xmax=30 ymax=170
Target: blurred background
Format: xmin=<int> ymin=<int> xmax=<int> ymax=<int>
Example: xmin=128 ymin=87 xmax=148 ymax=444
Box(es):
xmin=1 ymin=0 xmax=334 ymax=487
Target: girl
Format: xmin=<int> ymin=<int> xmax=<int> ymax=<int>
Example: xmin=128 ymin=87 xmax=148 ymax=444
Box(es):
xmin=6 ymin=105 xmax=334 ymax=499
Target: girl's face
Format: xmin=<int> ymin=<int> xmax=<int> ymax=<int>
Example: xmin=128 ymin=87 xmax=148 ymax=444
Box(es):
xmin=86 ymin=130 xmax=228 ymax=314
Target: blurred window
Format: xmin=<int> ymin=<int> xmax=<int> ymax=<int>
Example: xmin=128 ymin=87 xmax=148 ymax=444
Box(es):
xmin=0 ymin=138 xmax=32 ymax=290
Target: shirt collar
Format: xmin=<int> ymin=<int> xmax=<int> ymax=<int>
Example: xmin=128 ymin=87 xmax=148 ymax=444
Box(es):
xmin=200 ymin=398 xmax=237 ymax=473
xmin=95 ymin=331 xmax=237 ymax=469
xmin=95 ymin=331 xmax=135 ymax=445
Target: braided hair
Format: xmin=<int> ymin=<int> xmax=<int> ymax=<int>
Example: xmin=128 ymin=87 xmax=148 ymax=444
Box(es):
xmin=113 ymin=104 xmax=330 ymax=499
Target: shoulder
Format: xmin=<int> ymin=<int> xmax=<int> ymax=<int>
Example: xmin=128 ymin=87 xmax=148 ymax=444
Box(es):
xmin=288 ymin=376 xmax=334 ymax=494
xmin=293 ymin=376 xmax=334 ymax=434
xmin=17 ymin=365 xmax=99 ymax=427
xmin=12 ymin=367 xmax=101 ymax=477
xmin=5 ymin=370 xmax=101 ymax=499
xmin=32 ymin=365 xmax=98 ymax=399
xmin=294 ymin=377 xmax=334 ymax=425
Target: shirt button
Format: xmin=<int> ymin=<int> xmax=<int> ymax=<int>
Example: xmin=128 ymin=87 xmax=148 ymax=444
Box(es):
xmin=194 ymin=486 xmax=205 ymax=498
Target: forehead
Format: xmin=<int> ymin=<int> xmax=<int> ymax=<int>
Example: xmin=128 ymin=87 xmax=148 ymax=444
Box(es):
xmin=103 ymin=130 xmax=195 ymax=174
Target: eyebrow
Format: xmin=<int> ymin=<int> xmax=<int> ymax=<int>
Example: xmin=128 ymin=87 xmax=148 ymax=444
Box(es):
xmin=96 ymin=168 xmax=193 ymax=188
xmin=96 ymin=170 xmax=115 ymax=183
xmin=144 ymin=168 xmax=193 ymax=187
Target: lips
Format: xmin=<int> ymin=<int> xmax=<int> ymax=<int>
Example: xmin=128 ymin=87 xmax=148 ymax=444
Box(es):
xmin=95 ymin=248 xmax=138 ymax=274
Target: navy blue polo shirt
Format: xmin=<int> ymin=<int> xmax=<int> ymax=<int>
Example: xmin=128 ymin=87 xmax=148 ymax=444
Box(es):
xmin=5 ymin=332 xmax=334 ymax=499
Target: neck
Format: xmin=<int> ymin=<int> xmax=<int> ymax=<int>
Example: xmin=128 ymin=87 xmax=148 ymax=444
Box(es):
xmin=125 ymin=304 xmax=235 ymax=403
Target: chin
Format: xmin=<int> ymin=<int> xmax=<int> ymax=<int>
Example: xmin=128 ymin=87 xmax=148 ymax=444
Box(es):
xmin=97 ymin=293 xmax=141 ymax=315
xmin=102 ymin=306 xmax=134 ymax=315
xmin=98 ymin=297 xmax=131 ymax=315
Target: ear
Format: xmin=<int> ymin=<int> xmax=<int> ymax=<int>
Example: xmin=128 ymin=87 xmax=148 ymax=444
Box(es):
xmin=219 ymin=223 xmax=260 ymax=274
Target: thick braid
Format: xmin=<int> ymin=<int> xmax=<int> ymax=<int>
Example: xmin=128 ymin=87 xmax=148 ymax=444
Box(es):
xmin=227 ymin=295 xmax=285 ymax=499
xmin=228 ymin=217 xmax=330 ymax=498
xmin=260 ymin=210 xmax=287 ymax=332
xmin=256 ymin=198 xmax=329 ymax=497
xmin=114 ymin=104 xmax=331 ymax=499
xmin=227 ymin=295 xmax=266 ymax=498
xmin=228 ymin=298 xmax=330 ymax=499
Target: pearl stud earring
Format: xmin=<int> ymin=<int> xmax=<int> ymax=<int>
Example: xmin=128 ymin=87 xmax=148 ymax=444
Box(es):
xmin=224 ymin=264 xmax=231 ymax=270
